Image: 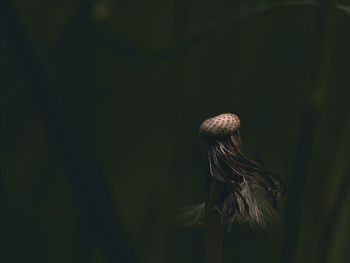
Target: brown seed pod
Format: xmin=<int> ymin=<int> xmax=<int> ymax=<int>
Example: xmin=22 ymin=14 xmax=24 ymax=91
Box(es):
xmin=199 ymin=113 xmax=240 ymax=138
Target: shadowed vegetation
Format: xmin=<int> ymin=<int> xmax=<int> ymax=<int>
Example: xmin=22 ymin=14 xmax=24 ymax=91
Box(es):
xmin=1 ymin=0 xmax=350 ymax=262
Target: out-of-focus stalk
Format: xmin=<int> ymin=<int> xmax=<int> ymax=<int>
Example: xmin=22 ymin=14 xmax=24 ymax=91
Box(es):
xmin=204 ymin=180 xmax=223 ymax=263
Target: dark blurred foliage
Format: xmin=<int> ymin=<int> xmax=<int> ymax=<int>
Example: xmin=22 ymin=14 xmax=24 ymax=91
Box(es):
xmin=1 ymin=0 xmax=350 ymax=262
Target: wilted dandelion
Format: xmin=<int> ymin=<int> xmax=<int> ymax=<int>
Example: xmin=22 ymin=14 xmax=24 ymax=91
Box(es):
xmin=184 ymin=113 xmax=286 ymax=230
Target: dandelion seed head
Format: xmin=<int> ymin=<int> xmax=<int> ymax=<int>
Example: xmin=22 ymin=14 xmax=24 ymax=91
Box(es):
xmin=190 ymin=113 xmax=286 ymax=230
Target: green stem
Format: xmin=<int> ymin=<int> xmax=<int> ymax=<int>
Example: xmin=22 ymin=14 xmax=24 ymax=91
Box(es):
xmin=204 ymin=180 xmax=223 ymax=263
xmin=280 ymin=1 xmax=336 ymax=262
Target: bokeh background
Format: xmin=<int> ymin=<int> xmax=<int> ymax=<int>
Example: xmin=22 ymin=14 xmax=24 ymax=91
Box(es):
xmin=1 ymin=0 xmax=350 ymax=262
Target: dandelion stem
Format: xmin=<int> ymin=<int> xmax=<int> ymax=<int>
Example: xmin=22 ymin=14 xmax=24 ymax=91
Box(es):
xmin=204 ymin=180 xmax=223 ymax=263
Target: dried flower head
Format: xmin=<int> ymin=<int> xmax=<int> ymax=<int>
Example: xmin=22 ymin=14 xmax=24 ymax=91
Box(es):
xmin=183 ymin=113 xmax=286 ymax=229
xmin=199 ymin=113 xmax=241 ymax=138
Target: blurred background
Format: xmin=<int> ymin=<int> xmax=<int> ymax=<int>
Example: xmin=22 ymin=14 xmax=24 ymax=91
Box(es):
xmin=1 ymin=0 xmax=350 ymax=262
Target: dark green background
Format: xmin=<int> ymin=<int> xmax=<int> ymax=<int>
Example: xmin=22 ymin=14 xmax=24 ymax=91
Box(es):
xmin=1 ymin=0 xmax=350 ymax=262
